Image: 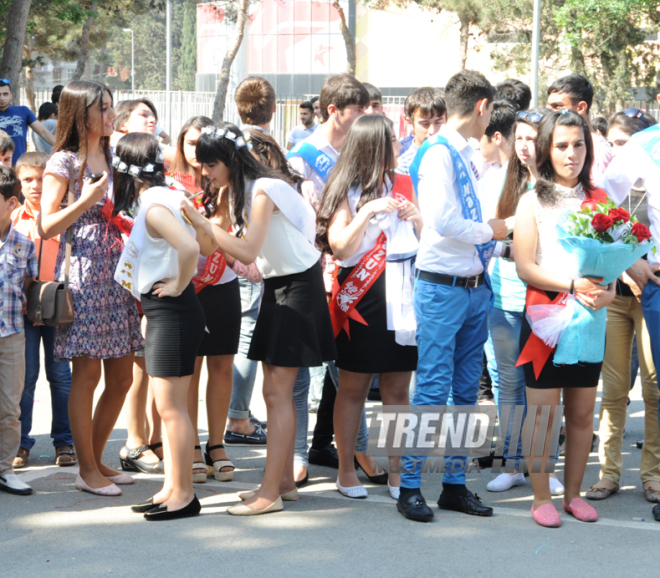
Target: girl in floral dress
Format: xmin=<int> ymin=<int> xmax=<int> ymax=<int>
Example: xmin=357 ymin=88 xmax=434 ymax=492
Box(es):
xmin=39 ymin=81 xmax=143 ymax=496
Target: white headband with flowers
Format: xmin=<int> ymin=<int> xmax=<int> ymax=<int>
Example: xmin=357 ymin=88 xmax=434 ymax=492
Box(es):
xmin=201 ymin=126 xmax=252 ymax=150
xmin=112 ymin=149 xmax=165 ymax=177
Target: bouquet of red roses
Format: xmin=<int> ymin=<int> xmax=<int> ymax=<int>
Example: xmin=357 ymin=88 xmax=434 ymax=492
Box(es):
xmin=527 ymin=196 xmax=656 ymax=368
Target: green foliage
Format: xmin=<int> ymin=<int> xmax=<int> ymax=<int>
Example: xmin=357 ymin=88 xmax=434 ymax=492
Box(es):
xmin=177 ymin=0 xmax=197 ymax=91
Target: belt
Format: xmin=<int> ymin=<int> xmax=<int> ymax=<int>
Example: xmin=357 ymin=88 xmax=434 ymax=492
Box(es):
xmin=416 ymin=269 xmax=486 ymax=289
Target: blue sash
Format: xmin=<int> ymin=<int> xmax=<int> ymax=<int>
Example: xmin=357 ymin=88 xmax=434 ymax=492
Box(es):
xmin=409 ymin=134 xmax=496 ymax=274
xmin=632 ymin=123 xmax=660 ymax=169
xmin=287 ymin=142 xmax=336 ymax=182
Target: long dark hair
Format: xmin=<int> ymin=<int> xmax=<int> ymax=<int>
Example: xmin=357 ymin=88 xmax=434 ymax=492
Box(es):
xmin=112 ymin=133 xmax=166 ymax=217
xmin=54 ymin=80 xmax=113 ymax=187
xmin=169 ymin=115 xmax=214 ymax=181
xmin=195 ymin=122 xmax=284 ymax=236
xmin=316 ymin=114 xmax=396 ymax=254
xmin=497 ymin=107 xmax=549 ymax=219
xmin=534 ymin=109 xmax=594 ymax=205
xmin=246 ymin=128 xmax=304 ymax=192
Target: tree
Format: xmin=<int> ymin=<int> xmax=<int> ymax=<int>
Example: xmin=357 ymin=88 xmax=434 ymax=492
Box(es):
xmin=73 ymin=1 xmax=99 ymax=80
xmin=212 ymin=0 xmax=250 ymax=122
xmin=0 ymin=0 xmax=33 ymax=93
xmin=178 ymin=0 xmax=197 ymax=91
xmin=331 ymin=0 xmax=356 ymax=76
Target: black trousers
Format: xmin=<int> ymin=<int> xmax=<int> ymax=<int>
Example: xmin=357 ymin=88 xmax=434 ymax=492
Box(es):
xmin=311 ymin=367 xmax=336 ymax=450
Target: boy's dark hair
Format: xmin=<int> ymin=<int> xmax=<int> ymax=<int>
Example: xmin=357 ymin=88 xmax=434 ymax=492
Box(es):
xmin=319 ymin=74 xmax=370 ymax=122
xmin=310 ymin=96 xmax=319 ymax=104
xmin=0 ymin=129 xmax=15 ymax=153
xmin=445 ymin=70 xmax=495 ymax=118
xmin=300 ymin=101 xmax=313 ymax=112
xmin=404 ymin=87 xmax=446 ymax=121
xmin=51 ymin=84 xmax=64 ymax=104
xmin=547 ymin=74 xmax=594 ymax=112
xmin=113 ymin=98 xmax=158 ymax=132
xmin=592 ymin=116 xmax=608 ymax=137
xmin=484 ymin=100 xmax=517 ymax=140
xmin=16 ymin=151 xmax=49 ymax=173
xmin=0 ymin=165 xmax=20 ymax=201
xmin=38 ymin=102 xmax=58 ymax=121
xmin=0 ymin=79 xmax=11 ymax=91
xmin=363 ymin=82 xmax=382 ymax=103
xmin=234 ymin=76 xmax=276 ymax=126
xmin=494 ymin=79 xmax=531 ymax=111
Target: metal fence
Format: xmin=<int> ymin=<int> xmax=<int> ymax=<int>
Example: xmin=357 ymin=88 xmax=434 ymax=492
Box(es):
xmin=21 ymin=88 xmax=409 ymax=147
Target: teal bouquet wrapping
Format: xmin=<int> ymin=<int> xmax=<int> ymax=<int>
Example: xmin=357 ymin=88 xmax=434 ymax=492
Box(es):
xmin=530 ymin=197 xmax=655 ymax=366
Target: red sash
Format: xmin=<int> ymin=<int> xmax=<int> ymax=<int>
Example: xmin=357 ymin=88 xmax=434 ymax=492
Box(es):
xmin=192 ymin=250 xmax=227 ymax=293
xmin=515 ymin=186 xmax=609 ymax=378
xmin=328 ymin=176 xmax=414 ymax=338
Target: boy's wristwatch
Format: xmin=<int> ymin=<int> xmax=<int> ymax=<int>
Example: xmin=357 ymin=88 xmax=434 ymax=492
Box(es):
xmin=501 ymin=242 xmax=512 ymax=261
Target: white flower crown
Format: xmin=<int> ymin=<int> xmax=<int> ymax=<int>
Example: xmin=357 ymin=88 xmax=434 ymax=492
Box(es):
xmin=112 ymin=149 xmax=165 ymax=177
xmin=201 ymin=126 xmax=252 ymax=150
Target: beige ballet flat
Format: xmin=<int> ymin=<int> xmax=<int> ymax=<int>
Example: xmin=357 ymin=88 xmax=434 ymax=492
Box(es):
xmin=227 ymin=496 xmax=284 ymax=516
xmin=239 ymin=488 xmax=299 ymax=501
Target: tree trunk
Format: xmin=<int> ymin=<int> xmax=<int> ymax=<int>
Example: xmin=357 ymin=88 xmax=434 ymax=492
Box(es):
xmin=23 ymin=43 xmax=36 ymax=113
xmin=458 ymin=14 xmax=470 ymax=70
xmin=0 ymin=0 xmax=33 ymax=97
xmin=212 ymin=0 xmax=250 ymax=123
xmin=73 ymin=2 xmax=99 ymax=81
xmin=331 ymin=0 xmax=356 ymax=76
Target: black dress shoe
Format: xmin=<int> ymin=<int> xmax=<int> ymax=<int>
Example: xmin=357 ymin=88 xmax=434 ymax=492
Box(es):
xmin=131 ymin=498 xmax=163 ymax=513
xmin=224 ymin=425 xmax=267 ymax=446
xmin=144 ymin=495 xmax=201 ymax=521
xmin=653 ymin=505 xmax=660 ymax=522
xmin=309 ymin=445 xmax=339 ymax=469
xmin=397 ymin=491 xmax=434 ymax=523
xmin=354 ymin=457 xmax=388 ymax=484
xmin=249 ymin=411 xmax=267 ymax=430
xmin=438 ymin=490 xmax=493 ymax=517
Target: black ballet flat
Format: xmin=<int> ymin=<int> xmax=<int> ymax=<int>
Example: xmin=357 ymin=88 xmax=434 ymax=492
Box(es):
xmin=131 ymin=498 xmax=162 ymax=514
xmin=144 ymin=495 xmax=201 ymax=521
xmin=295 ymin=473 xmax=309 ymax=488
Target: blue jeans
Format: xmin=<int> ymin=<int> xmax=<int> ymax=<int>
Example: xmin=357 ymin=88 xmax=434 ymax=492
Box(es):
xmin=401 ymin=280 xmax=491 ymax=489
xmin=294 ymin=367 xmax=310 ymax=467
xmin=641 ymin=282 xmax=660 ymax=426
xmin=485 ymin=308 xmax=526 ymax=467
xmin=20 ymin=316 xmax=72 ymax=449
xmin=230 ymin=279 xmax=261 ymax=420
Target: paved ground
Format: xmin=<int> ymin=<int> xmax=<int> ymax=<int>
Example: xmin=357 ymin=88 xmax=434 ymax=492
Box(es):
xmin=1 ymin=362 xmax=659 ymax=578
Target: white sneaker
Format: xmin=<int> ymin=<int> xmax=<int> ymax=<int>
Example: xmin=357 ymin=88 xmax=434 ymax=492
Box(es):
xmin=486 ymin=472 xmax=526 ymax=492
xmin=0 ymin=473 xmax=33 ymax=495
xmin=549 ymin=476 xmax=565 ymax=495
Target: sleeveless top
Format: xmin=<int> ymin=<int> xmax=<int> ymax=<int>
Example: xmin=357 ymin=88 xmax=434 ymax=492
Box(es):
xmin=137 ymin=187 xmax=196 ymax=294
xmin=534 ymin=183 xmax=587 ymax=283
xmin=337 ymin=184 xmax=391 ymax=268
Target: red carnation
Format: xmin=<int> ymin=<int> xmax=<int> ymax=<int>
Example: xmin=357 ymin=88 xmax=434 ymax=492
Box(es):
xmin=581 ymin=198 xmax=599 ymax=212
xmin=591 ymin=213 xmax=613 ymax=233
xmin=631 ymin=222 xmax=652 ymax=242
xmin=608 ymin=207 xmax=630 ymax=224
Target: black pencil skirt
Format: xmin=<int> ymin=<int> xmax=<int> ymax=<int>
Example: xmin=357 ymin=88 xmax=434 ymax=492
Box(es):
xmin=196 ymin=278 xmax=241 ymax=357
xmin=141 ymin=282 xmax=206 ymax=377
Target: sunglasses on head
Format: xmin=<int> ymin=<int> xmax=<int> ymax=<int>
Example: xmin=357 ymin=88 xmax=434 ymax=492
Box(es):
xmin=622 ymin=108 xmax=651 ymax=128
xmin=517 ymin=110 xmax=544 ymax=123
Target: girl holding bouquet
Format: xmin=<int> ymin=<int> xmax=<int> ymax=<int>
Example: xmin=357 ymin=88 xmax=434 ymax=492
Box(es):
xmin=514 ymin=110 xmax=616 ymax=527
xmin=587 ymin=109 xmax=660 ymax=504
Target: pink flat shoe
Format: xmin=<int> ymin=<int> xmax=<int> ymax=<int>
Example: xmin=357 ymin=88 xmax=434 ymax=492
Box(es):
xmin=563 ymin=497 xmax=598 ymax=522
xmin=75 ymin=474 xmax=122 ymax=496
xmin=106 ymin=473 xmax=134 ymax=485
xmin=531 ymin=503 xmax=561 ymax=527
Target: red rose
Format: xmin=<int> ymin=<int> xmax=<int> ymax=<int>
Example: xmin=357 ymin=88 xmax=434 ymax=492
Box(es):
xmin=581 ymin=198 xmax=599 ymax=211
xmin=591 ymin=213 xmax=613 ymax=233
xmin=632 ymin=222 xmax=652 ymax=242
xmin=608 ymin=207 xmax=630 ymax=224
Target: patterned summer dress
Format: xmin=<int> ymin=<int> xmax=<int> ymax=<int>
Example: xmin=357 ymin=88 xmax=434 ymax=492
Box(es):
xmin=45 ymin=151 xmax=143 ymax=361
